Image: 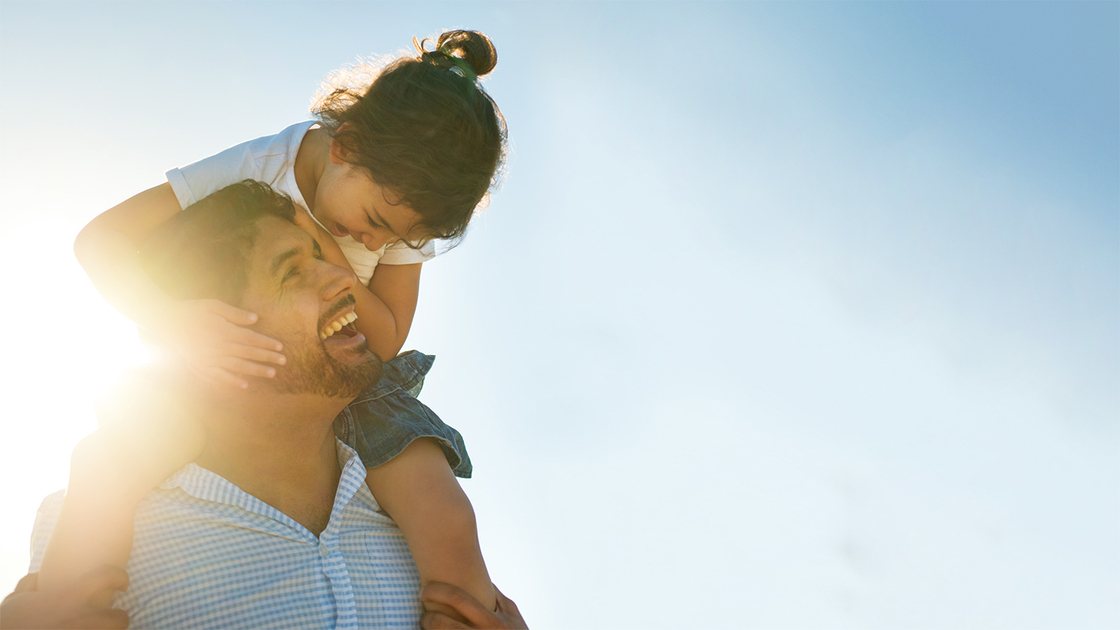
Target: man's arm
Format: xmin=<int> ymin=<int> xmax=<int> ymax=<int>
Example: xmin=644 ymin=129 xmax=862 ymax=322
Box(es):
xmin=419 ymin=583 xmax=528 ymax=630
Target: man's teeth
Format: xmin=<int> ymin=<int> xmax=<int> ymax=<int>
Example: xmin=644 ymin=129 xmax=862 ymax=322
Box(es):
xmin=319 ymin=311 xmax=358 ymax=340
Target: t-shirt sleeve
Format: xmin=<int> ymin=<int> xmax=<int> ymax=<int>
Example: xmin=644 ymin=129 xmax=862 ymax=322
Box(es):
xmin=165 ymin=141 xmax=263 ymax=210
xmin=378 ymin=240 xmax=438 ymax=265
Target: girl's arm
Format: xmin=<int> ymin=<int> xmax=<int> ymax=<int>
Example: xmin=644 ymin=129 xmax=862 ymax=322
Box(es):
xmin=365 ymin=439 xmax=497 ymax=621
xmin=364 ymin=262 xmax=422 ymax=360
xmin=73 ymin=183 xmax=182 ymax=326
xmin=74 ymin=183 xmax=287 ymax=388
xmin=290 ymin=210 xmax=420 ymax=361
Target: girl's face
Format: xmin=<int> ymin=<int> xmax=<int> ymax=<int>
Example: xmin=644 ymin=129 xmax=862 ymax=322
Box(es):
xmin=312 ymin=161 xmax=426 ymax=253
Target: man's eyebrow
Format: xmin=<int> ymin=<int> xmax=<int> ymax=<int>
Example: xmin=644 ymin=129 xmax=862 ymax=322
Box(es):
xmin=269 ymin=246 xmax=302 ymax=277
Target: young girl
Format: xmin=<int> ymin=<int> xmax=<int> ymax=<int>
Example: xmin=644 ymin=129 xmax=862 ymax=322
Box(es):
xmin=59 ymin=29 xmax=506 ymax=619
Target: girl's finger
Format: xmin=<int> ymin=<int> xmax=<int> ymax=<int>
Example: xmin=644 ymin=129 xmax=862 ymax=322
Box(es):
xmin=217 ymin=357 xmax=278 ymax=379
xmin=206 ymin=300 xmax=258 ymax=326
xmin=206 ymin=367 xmax=250 ymax=389
xmin=228 ymin=327 xmax=284 ymax=352
xmin=419 ymin=611 xmax=470 ymax=630
xmin=218 ymin=342 xmax=287 ymax=366
xmin=419 ymin=583 xmax=495 ymax=629
xmin=68 ymin=607 xmax=130 ymax=630
xmin=493 ymin=585 xmax=521 ymax=617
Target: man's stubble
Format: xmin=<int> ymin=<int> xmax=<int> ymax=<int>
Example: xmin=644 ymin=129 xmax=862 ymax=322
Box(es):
xmin=258 ymin=324 xmax=382 ymax=398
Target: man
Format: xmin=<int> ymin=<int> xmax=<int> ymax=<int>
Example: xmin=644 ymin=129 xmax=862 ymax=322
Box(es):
xmin=1 ymin=182 xmax=524 ymax=629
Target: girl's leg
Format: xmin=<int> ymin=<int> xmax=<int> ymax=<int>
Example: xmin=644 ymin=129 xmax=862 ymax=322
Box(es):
xmin=365 ymin=438 xmax=497 ymax=620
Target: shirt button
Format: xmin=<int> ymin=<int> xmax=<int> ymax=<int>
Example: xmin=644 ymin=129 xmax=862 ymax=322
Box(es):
xmin=320 ymin=544 xmax=329 ymax=557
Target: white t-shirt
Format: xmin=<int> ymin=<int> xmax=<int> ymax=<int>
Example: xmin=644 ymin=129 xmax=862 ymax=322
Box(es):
xmin=166 ymin=121 xmax=436 ymax=286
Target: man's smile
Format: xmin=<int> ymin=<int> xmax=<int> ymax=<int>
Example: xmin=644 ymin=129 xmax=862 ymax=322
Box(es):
xmin=320 ymin=310 xmax=358 ymax=341
xmin=318 ymin=293 xmax=360 ymax=340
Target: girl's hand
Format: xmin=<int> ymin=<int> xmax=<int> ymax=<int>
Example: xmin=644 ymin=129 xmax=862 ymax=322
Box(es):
xmin=420 ymin=583 xmax=527 ymax=630
xmin=154 ymin=298 xmax=286 ymax=389
xmin=1 ymin=568 xmax=129 ymax=630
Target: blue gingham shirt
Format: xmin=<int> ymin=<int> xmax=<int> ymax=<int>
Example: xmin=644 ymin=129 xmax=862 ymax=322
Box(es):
xmin=29 ymin=440 xmax=422 ymax=629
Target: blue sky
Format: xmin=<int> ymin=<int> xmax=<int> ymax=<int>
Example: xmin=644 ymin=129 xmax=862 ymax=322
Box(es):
xmin=1 ymin=2 xmax=1117 ymax=627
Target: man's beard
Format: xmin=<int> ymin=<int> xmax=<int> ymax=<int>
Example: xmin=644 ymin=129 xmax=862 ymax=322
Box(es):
xmin=271 ymin=341 xmax=382 ymax=398
xmin=259 ymin=322 xmax=382 ymax=398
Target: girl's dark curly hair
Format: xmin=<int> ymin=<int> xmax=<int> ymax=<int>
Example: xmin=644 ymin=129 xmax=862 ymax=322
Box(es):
xmin=313 ymin=30 xmax=508 ymax=245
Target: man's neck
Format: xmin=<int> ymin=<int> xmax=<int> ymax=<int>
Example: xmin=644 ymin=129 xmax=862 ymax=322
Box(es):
xmin=194 ymin=392 xmax=349 ymax=536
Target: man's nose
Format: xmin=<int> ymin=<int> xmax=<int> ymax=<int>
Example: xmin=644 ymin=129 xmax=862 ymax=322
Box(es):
xmin=319 ymin=260 xmax=357 ymax=301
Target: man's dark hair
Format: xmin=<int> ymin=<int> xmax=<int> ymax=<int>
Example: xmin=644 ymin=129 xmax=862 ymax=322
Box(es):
xmin=140 ymin=180 xmax=296 ymax=304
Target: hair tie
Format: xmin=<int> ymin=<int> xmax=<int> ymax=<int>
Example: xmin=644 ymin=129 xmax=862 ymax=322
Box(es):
xmin=419 ymin=44 xmax=477 ymax=82
xmin=444 ymin=55 xmax=477 ymax=82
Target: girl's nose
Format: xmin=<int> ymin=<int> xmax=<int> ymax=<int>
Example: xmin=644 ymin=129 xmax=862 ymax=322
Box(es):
xmin=362 ymin=232 xmax=391 ymax=252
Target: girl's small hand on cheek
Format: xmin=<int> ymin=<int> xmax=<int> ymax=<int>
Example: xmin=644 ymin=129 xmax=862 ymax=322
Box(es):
xmin=159 ymin=299 xmax=287 ymax=390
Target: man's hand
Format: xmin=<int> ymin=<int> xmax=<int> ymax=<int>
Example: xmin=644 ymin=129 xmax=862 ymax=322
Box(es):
xmin=0 ymin=567 xmax=129 ymax=629
xmin=420 ymin=583 xmax=527 ymax=629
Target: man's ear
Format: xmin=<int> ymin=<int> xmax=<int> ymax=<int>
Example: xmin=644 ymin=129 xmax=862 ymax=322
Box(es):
xmin=329 ymin=123 xmax=355 ymax=165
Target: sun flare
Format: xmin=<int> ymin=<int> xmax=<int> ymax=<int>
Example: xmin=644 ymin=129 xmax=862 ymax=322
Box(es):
xmin=0 ymin=219 xmax=148 ymax=592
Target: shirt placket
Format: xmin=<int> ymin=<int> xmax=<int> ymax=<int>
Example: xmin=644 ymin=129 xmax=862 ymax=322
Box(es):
xmin=320 ymin=521 xmax=358 ymax=629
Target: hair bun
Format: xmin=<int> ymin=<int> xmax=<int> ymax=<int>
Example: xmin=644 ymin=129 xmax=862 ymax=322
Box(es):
xmin=435 ymin=29 xmax=497 ymax=78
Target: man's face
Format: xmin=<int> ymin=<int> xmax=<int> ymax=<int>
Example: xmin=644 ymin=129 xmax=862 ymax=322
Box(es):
xmin=238 ymin=216 xmax=382 ymax=398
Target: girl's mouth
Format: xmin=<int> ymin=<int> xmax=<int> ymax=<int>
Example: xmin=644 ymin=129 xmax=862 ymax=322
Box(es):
xmin=330 ymin=222 xmax=350 ymax=238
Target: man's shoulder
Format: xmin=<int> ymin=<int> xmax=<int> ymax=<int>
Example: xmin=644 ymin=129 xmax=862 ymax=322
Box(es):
xmin=26 ymin=481 xmax=195 ymax=574
xmin=27 ymin=490 xmax=66 ymax=573
xmin=35 ymin=489 xmax=66 ymax=518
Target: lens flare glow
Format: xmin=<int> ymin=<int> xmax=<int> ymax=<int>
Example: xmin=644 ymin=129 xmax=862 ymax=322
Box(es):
xmin=0 ymin=219 xmax=148 ymax=593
